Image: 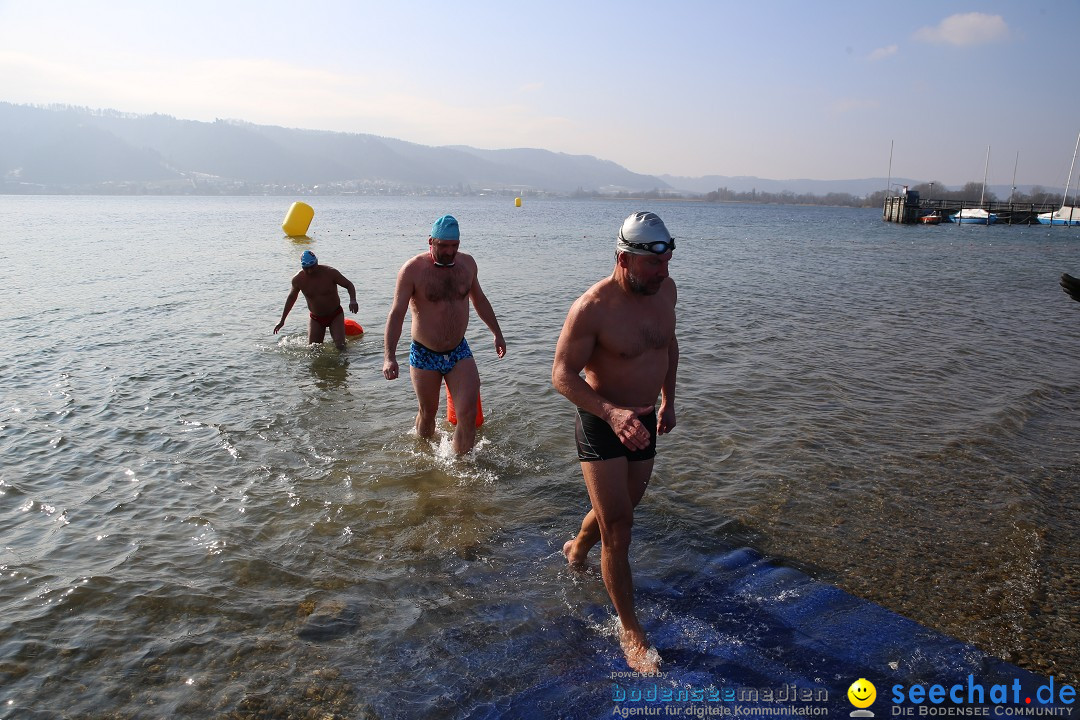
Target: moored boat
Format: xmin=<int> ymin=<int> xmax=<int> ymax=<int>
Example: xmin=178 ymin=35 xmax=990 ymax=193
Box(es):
xmin=950 ymin=146 xmax=997 ymax=224
xmin=1039 ymin=131 xmax=1080 ymax=226
xmin=1038 ymin=207 xmax=1080 ymax=225
xmin=950 ymin=208 xmax=997 ymax=224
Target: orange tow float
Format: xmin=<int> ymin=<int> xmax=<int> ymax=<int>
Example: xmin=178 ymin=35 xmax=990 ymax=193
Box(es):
xmin=445 ymin=383 xmax=484 ymax=427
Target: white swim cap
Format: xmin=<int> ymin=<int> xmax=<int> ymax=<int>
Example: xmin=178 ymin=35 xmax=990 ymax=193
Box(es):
xmin=617 ymin=212 xmax=674 ymax=255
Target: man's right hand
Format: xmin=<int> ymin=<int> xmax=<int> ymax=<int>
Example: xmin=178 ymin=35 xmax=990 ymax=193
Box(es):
xmin=383 ymin=358 xmax=399 ymax=380
xmin=273 ymin=321 xmax=285 ymax=334
xmin=607 ymin=405 xmax=657 ymax=450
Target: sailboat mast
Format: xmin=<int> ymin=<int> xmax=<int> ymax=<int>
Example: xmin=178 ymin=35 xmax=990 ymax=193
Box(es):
xmin=979 ymin=145 xmax=990 ymax=206
xmin=1061 ymin=130 xmax=1080 ymax=213
xmin=886 ymin=140 xmax=893 ymax=197
xmin=1010 ymin=151 xmax=1018 ymax=203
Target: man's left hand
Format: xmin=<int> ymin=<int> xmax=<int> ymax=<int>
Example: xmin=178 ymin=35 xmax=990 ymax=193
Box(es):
xmin=658 ymin=404 xmax=676 ymax=435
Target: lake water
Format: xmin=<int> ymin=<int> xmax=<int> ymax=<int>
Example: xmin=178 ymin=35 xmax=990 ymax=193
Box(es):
xmin=1 ymin=195 xmax=1077 ymax=717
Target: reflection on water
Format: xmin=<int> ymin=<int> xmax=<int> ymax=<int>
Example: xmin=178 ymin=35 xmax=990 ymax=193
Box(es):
xmin=307 ymin=347 xmax=351 ymax=388
xmin=0 ymin=196 xmax=1077 ymax=717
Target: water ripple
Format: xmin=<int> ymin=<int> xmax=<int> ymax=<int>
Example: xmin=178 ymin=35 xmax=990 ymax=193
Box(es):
xmin=2 ymin=198 xmax=1078 ymax=715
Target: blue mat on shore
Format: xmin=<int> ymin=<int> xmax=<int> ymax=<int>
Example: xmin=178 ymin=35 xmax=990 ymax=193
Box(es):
xmin=320 ymin=544 xmax=1071 ymax=718
xmin=465 ymin=548 xmax=1069 ymax=718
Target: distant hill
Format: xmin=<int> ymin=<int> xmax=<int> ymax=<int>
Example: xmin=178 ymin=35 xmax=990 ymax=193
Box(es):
xmin=0 ymin=103 xmax=672 ymax=194
xmin=660 ymin=173 xmax=1051 ymax=201
xmin=2 ymin=102 xmax=1037 ymax=198
xmin=446 ymin=146 xmax=666 ymax=193
xmin=660 ymin=174 xmax=911 ymax=198
xmin=0 ymin=104 xmax=181 ymax=185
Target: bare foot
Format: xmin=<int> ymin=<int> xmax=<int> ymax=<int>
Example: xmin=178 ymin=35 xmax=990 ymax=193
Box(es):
xmin=619 ymin=626 xmax=661 ymax=673
xmin=562 ymin=539 xmax=588 ymax=570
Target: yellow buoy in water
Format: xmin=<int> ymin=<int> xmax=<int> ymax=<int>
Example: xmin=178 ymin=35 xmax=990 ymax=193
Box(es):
xmin=282 ymin=202 xmax=314 ymax=236
xmin=514 ymin=197 xmax=522 ymax=208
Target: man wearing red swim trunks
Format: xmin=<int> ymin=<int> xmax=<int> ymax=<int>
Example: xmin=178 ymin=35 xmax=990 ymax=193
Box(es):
xmin=273 ymin=250 xmax=359 ymax=351
xmin=552 ymin=211 xmax=679 ymax=674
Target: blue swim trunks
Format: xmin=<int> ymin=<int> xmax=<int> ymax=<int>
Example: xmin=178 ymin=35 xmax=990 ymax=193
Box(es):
xmin=409 ymin=338 xmax=473 ymax=375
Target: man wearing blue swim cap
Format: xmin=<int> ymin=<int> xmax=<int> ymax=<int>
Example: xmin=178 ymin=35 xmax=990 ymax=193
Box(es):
xmin=553 ymin=211 xmax=678 ymax=674
xmin=382 ymin=214 xmax=506 ymax=454
xmin=273 ymin=250 xmax=360 ymax=350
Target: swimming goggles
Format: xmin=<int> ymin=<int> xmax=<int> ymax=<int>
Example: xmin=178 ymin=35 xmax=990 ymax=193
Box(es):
xmin=618 ymin=233 xmax=676 ymax=254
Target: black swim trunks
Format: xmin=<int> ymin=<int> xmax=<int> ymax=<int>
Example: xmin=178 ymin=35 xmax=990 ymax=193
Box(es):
xmin=575 ymin=408 xmax=657 ymax=462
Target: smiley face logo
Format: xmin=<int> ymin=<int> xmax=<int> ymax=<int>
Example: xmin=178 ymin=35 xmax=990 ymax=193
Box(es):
xmin=848 ymin=678 xmax=876 ymax=708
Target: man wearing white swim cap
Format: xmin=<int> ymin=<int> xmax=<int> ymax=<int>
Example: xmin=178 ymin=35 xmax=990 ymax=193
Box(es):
xmin=552 ymin=210 xmax=678 ymax=673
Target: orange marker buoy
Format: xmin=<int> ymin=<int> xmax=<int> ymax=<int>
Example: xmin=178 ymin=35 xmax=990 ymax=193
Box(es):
xmin=344 ymin=318 xmax=364 ymax=336
xmin=445 ymin=383 xmax=483 ymax=427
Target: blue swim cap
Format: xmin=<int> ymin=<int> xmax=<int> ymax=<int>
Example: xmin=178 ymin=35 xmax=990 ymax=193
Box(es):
xmin=301 ymin=250 xmax=318 ymax=268
xmin=431 ymin=215 xmax=460 ymax=241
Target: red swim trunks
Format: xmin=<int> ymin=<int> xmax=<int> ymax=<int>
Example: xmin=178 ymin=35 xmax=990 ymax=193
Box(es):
xmin=309 ymin=305 xmax=343 ymax=328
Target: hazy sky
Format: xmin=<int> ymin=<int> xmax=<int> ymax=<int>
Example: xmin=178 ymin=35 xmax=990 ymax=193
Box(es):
xmin=2 ymin=0 xmax=1078 ymax=188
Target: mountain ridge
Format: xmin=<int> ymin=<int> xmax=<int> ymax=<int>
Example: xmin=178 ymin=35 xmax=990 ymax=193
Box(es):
xmin=0 ymin=102 xmax=1027 ymax=198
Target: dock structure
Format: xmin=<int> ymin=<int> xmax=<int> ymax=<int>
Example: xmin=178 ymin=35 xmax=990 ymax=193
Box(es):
xmin=883 ymin=192 xmax=922 ymax=223
xmin=883 ymin=189 xmax=1060 ymax=224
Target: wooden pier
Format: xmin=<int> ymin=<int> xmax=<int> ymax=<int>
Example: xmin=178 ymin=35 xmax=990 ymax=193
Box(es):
xmin=882 ymin=190 xmax=1060 ymax=224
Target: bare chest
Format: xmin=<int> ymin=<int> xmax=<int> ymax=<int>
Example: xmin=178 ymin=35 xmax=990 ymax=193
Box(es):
xmin=420 ymin=268 xmax=471 ymax=304
xmin=297 ymin=274 xmax=338 ymax=300
xmin=598 ymin=305 xmax=675 ymax=358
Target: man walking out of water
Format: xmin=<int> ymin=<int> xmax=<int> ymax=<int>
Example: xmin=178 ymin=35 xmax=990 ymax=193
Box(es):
xmin=273 ymin=250 xmax=359 ymax=351
xmin=553 ymin=211 xmax=678 ymax=673
xmin=383 ymin=215 xmax=506 ymax=454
